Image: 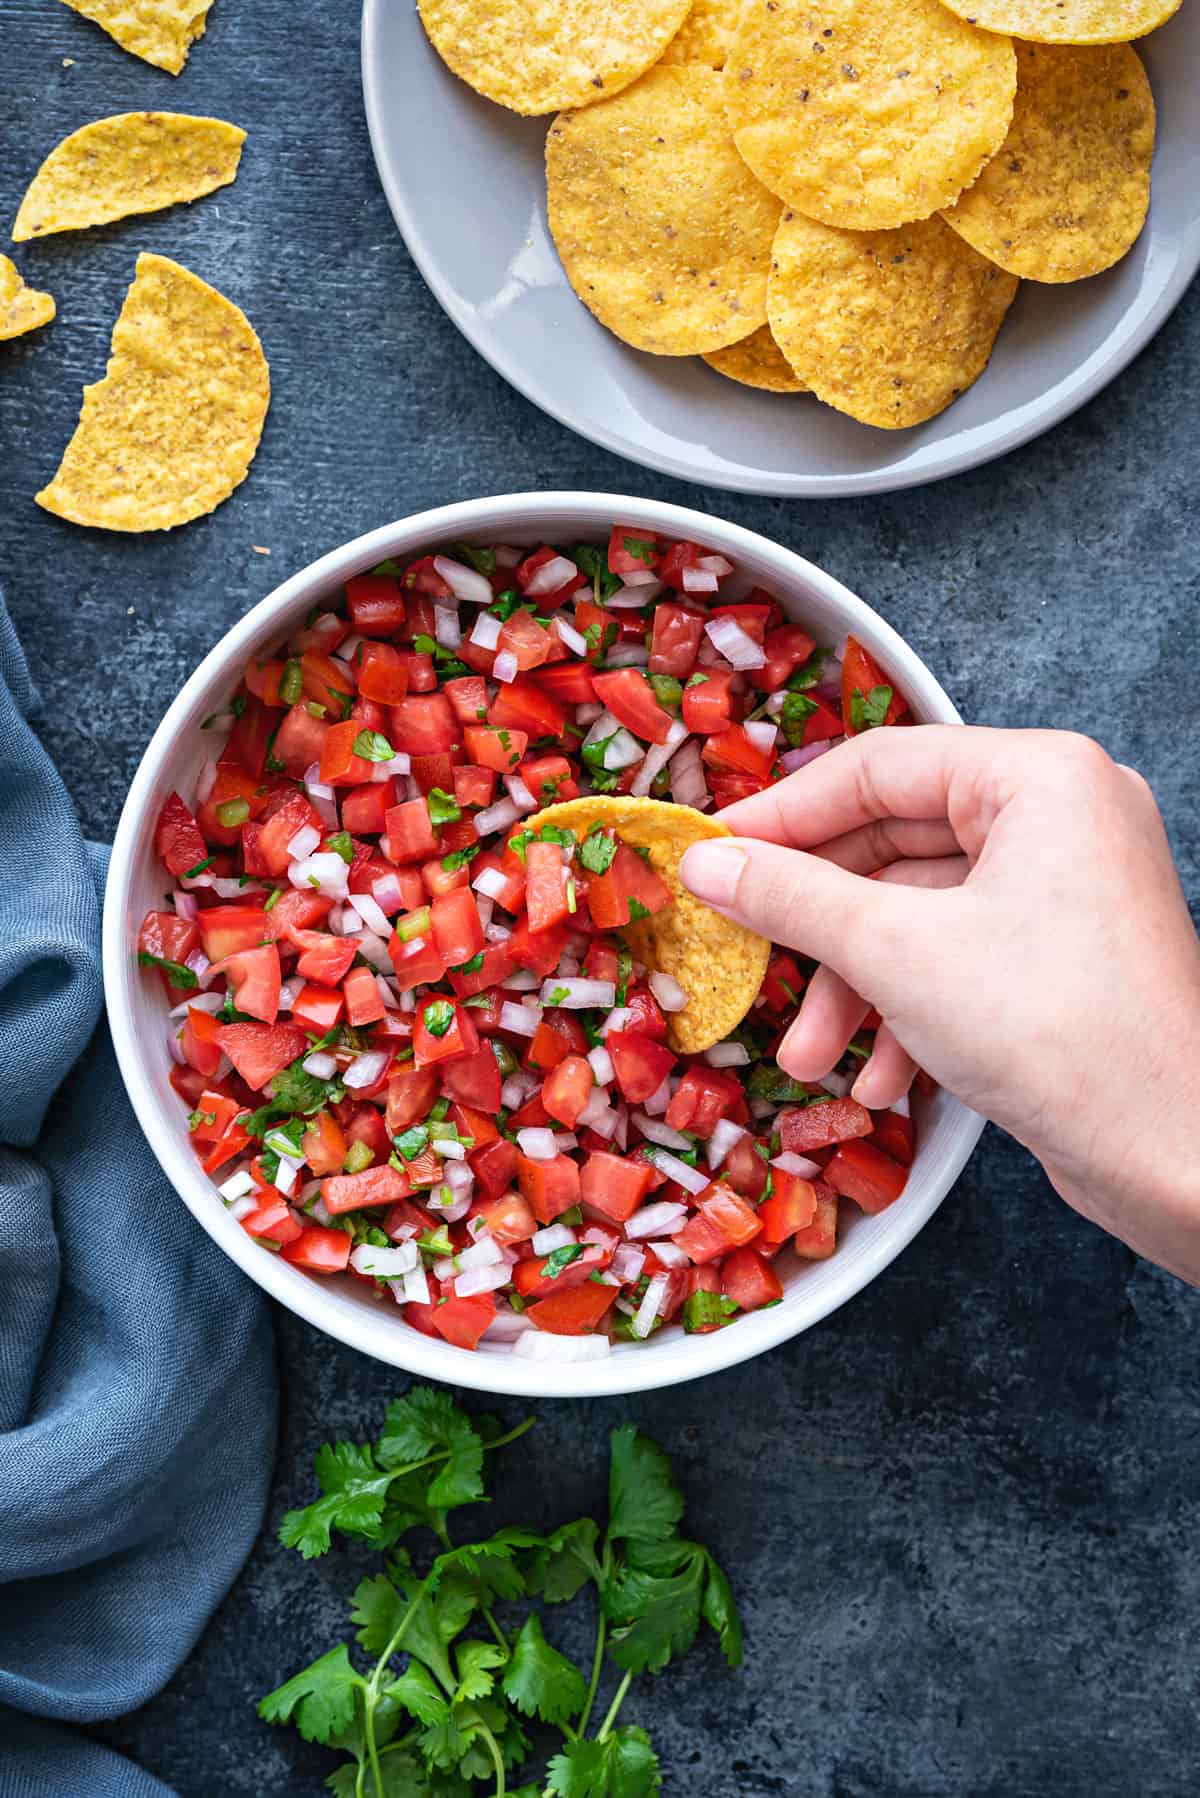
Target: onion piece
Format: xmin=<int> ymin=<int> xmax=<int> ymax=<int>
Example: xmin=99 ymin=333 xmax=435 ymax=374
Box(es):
xmin=554 ymin=616 xmax=589 ymax=657
xmin=599 ymin=1006 xmax=634 ymax=1037
xmin=351 ymin=1241 xmax=418 ymax=1279
xmin=603 ymin=728 xmax=644 ymax=771
xmin=347 ymin=891 xmax=392 ymax=937
xmin=499 ymin=1000 xmax=542 ymax=1037
xmin=631 ymin=717 xmax=689 ymax=798
xmin=302 ymin=1050 xmax=338 ymax=1080
xmin=343 ymin=1049 xmax=388 ymax=1090
xmin=704 ymin=615 xmax=766 ymax=670
xmin=523 ymin=553 xmax=578 ymax=596
xmin=493 ymin=649 xmax=520 ymax=684
xmin=493 ymin=543 xmax=522 ymax=568
xmin=517 ymin=1127 xmax=557 ymax=1161
xmin=780 ymin=739 xmax=838 ymax=775
xmin=455 ymin=1262 xmax=513 ymax=1298
xmin=706 ymin=1117 xmax=747 ymax=1170
xmin=513 ymin=1331 xmax=612 ymax=1362
xmin=219 ymin=1169 xmax=256 ymax=1202
xmin=822 ymin=1069 xmax=853 ymax=1098
xmin=475 ymin=796 xmax=522 ymax=838
xmin=587 ymin=1044 xmax=614 ymax=1086
xmin=631 ymin=1113 xmax=692 ymax=1151
xmin=646 ymin=1147 xmax=709 ymax=1195
xmin=632 ymin=1272 xmax=670 ymax=1338
xmin=704 ymin=1041 xmax=751 ymax=1068
xmin=891 ymin=1094 xmax=912 ymax=1120
xmin=540 ymin=977 xmax=616 ymax=1010
xmin=604 ymin=643 xmax=650 ymax=669
xmin=697 ymin=553 xmax=733 ymax=576
xmin=473 ymin=864 xmax=510 ymax=901
xmin=302 ymin=763 xmax=335 ymax=801
xmin=642 ymin=1076 xmax=671 ymax=1118
xmin=681 ymin=566 xmax=719 ymax=594
xmin=647 ymin=1238 xmax=690 ymax=1268
xmin=625 ymin=1200 xmax=688 ymax=1239
xmin=532 ymin=1222 xmax=577 ymax=1255
xmin=435 ymin=607 xmax=462 ymax=651
xmin=743 ymin=720 xmax=778 ymax=755
xmin=505 ymin=772 xmax=537 ymax=813
xmin=772 ymin=1150 xmax=823 ymax=1180
xmin=648 ymin=969 xmax=688 ymax=1012
xmin=288 ymin=852 xmax=348 ymax=899
xmin=611 ymin=1243 xmax=646 ymax=1284
xmin=400 ymin=1263 xmax=430 ymax=1307
xmin=433 ymin=554 xmax=493 ymax=604
xmin=470 ymin=612 xmax=502 ymax=651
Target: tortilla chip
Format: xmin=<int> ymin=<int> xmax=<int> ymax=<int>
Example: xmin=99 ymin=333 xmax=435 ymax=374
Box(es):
xmin=59 ymin=0 xmax=217 ymax=75
xmin=0 ymin=257 xmax=56 ymax=342
xmin=37 ymin=252 xmax=269 ymax=533
xmin=546 ymin=65 xmax=781 ymax=356
xmin=416 ymin=0 xmax=691 ymax=115
xmin=660 ymin=0 xmax=737 ymax=67
xmin=934 ymin=0 xmax=1179 ymax=44
xmin=13 ymin=113 xmax=245 ymax=243
xmin=527 ymin=796 xmax=771 ymax=1054
xmin=722 ymin=0 xmax=1017 ymax=230
xmin=767 ymin=210 xmax=1018 ymax=428
xmin=703 ymin=323 xmax=807 ymax=392
xmin=941 ymin=43 xmax=1154 ymax=282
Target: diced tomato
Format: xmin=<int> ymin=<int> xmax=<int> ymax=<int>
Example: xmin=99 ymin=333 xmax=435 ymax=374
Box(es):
xmin=585 ymin=842 xmax=672 ymax=930
xmin=322 ymin=1164 xmax=411 ymax=1215
xmin=497 ymin=606 xmax=553 ymax=672
xmin=468 ymin=849 xmax=525 ymax=913
xmin=506 ymin=915 xmax=570 ymax=978
xmin=525 ymin=840 xmax=571 ymax=934
xmin=440 ymin=1046 xmax=503 ymax=1114
xmin=185 ymin=1088 xmax=240 ymax=1144
xmin=317 ymin=719 xmax=374 ymax=787
xmin=138 ymin=908 xmax=200 ymax=983
xmin=488 ymin=677 xmax=565 ymax=741
xmin=196 ymin=766 xmax=268 ymax=847
xmin=841 ymin=636 xmax=909 ymax=737
xmin=339 ymin=964 xmax=384 ymax=1028
xmin=226 ymin=698 xmax=279 ymax=780
xmin=478 ymin=1189 xmax=536 ymax=1246
xmin=748 ymin=624 xmax=816 ymax=694
xmin=607 ymin=524 xmax=658 ymax=577
xmin=154 ymin=791 xmax=208 ymax=878
xmin=413 ymin=996 xmax=479 ymax=1066
xmin=779 ymin=1097 xmax=873 ymax=1154
xmin=281 ymin=1225 xmax=353 ymax=1272
xmin=701 ymin=724 xmax=775 ymax=781
xmin=676 ymin=1181 xmax=762 ymax=1263
xmin=534 ymin=660 xmax=597 ymax=705
xmin=527 ymin=1281 xmax=617 ymax=1336
xmin=453 ymin=764 xmax=496 ymax=809
xmin=389 ymin=693 xmax=459 ymax=755
xmin=445 ymin=942 xmax=514 ymax=1002
xmin=519 ymin=753 xmax=577 ymax=808
xmin=758 ymin=1170 xmax=818 ymax=1243
xmin=219 ymin=944 xmax=281 ymax=1024
xmin=825 ymin=1139 xmax=908 ymax=1212
xmin=430 ymin=887 xmax=484 ymax=967
xmin=719 ymin=1132 xmax=768 ymax=1202
xmin=336 ymin=782 xmax=393 ymax=838
xmin=384 ymin=797 xmax=439 ymax=864
xmin=302 ymin=1109 xmax=349 ymax=1176
xmin=179 ymin=1008 xmax=221 ymax=1077
xmin=513 ymin=1241 xmax=609 ymax=1300
xmin=583 ymin=942 xmax=618 ymax=984
xmin=470 ymin=1136 xmax=519 ymax=1199
xmin=301 ymin=648 xmax=356 ymax=717
xmin=272 ymin=705 xmax=331 ymax=779
xmin=291 ymin=980 xmax=344 ymax=1034
xmin=384 ymin=1065 xmax=439 ymax=1133
xmin=441 ymin=674 xmax=488 ymax=726
xmin=346 ymin=572 xmax=407 ymax=638
xmin=342 ymin=1104 xmax=392 ymax=1166
xmin=245 ymin=657 xmax=286 ymax=707
xmin=649 ymin=602 xmax=705 ymax=679
xmin=194 ymin=903 xmax=268 ymax=961
xmin=541 ymin=1055 xmax=593 ymax=1128
xmin=261 ymin=889 xmax=332 ymax=944
xmin=289 ymin=611 xmax=349 ymax=658
xmin=580 ymin=1150 xmax=654 ymax=1224
xmin=760 ymin=952 xmax=805 ymax=1013
xmin=213 ymin=1020 xmax=307 ymax=1091
xmin=241 ymin=1197 xmax=302 ymax=1246
xmin=517 ymin=1151 xmax=581 ymax=1225
xmin=871 ymin=1111 xmax=916 ymax=1167
xmin=431 ymin=1292 xmax=496 ymax=1351
xmin=793 ymin=1182 xmax=839 ymax=1258
xmin=721 ymin=1247 xmax=783 ymax=1312
xmin=257 ymin=791 xmax=324 ymax=874
xmin=464 ymin=723 xmax=528 ymax=771
xmin=605 ymin=1031 xmax=676 ymax=1106
xmin=202 ymin=1114 xmax=254 ymax=1174
xmin=623 ymin=986 xmax=667 ymax=1042
xmin=664 ymin=1066 xmax=742 ymax=1138
xmin=593 ymin=669 xmax=673 ymax=745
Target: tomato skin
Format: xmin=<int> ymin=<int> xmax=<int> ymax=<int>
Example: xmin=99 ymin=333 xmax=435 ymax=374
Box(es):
xmin=431 ymin=1292 xmax=496 ymax=1351
xmin=779 ymin=1097 xmax=873 ymax=1154
xmin=719 ymin=1132 xmax=768 ymax=1201
xmin=607 ymin=524 xmax=659 ymax=577
xmin=513 ymin=1242 xmax=609 ymax=1300
xmin=389 ymin=693 xmax=459 ymax=755
xmin=138 ymin=907 xmax=200 ymax=977
xmin=453 ymin=764 xmax=496 ymax=809
xmin=519 ymin=753 xmax=577 ymax=808
xmin=443 ymin=674 xmax=489 ymax=726
xmin=262 ymin=889 xmax=333 ymax=944
xmin=342 ymin=964 xmax=386 ymax=1027
xmin=181 ymin=1008 xmax=222 ymax=1077
xmin=257 ymin=791 xmax=324 ymax=875
xmin=760 ymin=952 xmax=805 ymax=1013
xmin=219 ymin=944 xmax=282 ymax=1025
xmin=301 ymin=648 xmax=356 ymax=716
xmin=517 ymin=1151 xmax=581 ymax=1225
xmin=447 ymin=941 xmax=516 ymax=1000
xmin=825 ymin=1139 xmax=908 ymax=1212
xmin=478 ymin=1190 xmax=537 ymax=1246
xmin=585 ymin=843 xmax=672 ymax=930
xmin=487 ymin=677 xmax=565 ymax=740
xmin=197 ymin=767 xmax=268 ymax=847
xmin=281 ymin=1225 xmax=353 ymax=1273
xmin=593 ymin=669 xmax=674 ymax=745
xmin=355 ymin=641 xmax=410 ymax=704
xmin=841 ymin=636 xmax=908 ymax=737
xmin=701 ymin=724 xmax=775 ymax=781
xmin=413 ymin=997 xmax=480 ymax=1067
xmin=793 ymin=1182 xmax=839 ymax=1258
xmin=322 ymin=1164 xmax=412 ymax=1215
xmin=498 ymin=607 xmax=553 ymax=672
xmin=580 ymin=1149 xmax=654 ymax=1224
xmin=748 ymin=623 xmax=816 ymax=693
xmin=440 ymin=1046 xmax=503 ymax=1113
xmin=241 ymin=1198 xmax=302 ymax=1246
xmin=273 ymin=705 xmax=331 ymax=779
xmin=649 ymin=602 xmax=705 ymax=678
xmin=528 ymin=1281 xmax=617 ymax=1336
xmin=664 ymin=1067 xmax=743 ymax=1138
xmin=384 ymin=798 xmax=439 ymax=864
xmin=302 ymin=1109 xmax=348 ymax=1176
xmin=533 ymin=661 xmax=597 ymax=706
xmin=290 ymin=980 xmax=344 ymax=1035
xmin=464 ymin=724 xmax=528 ymax=771
xmin=155 ymin=791 xmax=208 ymax=878
xmin=385 ymin=1064 xmax=440 ymax=1133
xmin=721 ymin=1247 xmax=783 ymax=1311
xmin=431 ymin=888 xmax=485 ymax=967
xmin=470 ymin=1136 xmax=519 ymax=1199
xmin=623 ymin=986 xmax=667 ymax=1042
xmin=212 ymin=1020 xmax=306 ymax=1091
xmin=870 ymin=1111 xmax=915 ymax=1167
xmin=758 ymin=1170 xmax=818 ymax=1243
xmin=676 ymin=1181 xmax=762 ymax=1262
xmin=605 ymin=1031 xmax=676 ymax=1106
xmin=525 ymin=840 xmax=571 ymax=934
xmin=186 ymin=1087 xmax=240 ymax=1143
xmin=542 ymin=1055 xmax=593 ymax=1128
xmin=346 ymin=573 xmax=407 ymax=639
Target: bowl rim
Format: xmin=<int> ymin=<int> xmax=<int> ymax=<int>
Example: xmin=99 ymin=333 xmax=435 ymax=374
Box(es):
xmin=102 ymin=491 xmax=985 ymax=1397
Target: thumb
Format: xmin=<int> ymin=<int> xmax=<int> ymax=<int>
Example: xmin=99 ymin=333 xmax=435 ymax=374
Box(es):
xmin=680 ymin=836 xmax=918 ymax=994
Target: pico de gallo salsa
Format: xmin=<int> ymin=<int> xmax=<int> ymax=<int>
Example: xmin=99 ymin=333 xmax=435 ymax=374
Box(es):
xmin=138 ymin=527 xmax=918 ymax=1361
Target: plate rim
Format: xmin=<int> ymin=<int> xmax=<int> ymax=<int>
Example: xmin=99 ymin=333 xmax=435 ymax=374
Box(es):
xmin=360 ymin=0 xmax=1198 ymax=498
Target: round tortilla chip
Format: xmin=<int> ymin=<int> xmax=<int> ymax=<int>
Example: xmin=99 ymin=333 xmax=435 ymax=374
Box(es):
xmin=767 ymin=210 xmax=1019 ymax=429
xmin=37 ymin=253 xmax=269 ymax=534
xmin=702 ymin=323 xmax=808 ymax=391
xmin=934 ymin=0 xmax=1180 ymax=45
xmin=722 ymin=0 xmax=1017 ymax=230
xmin=13 ymin=113 xmax=245 ymax=243
xmin=546 ymin=65 xmax=781 ymax=356
xmin=416 ymin=0 xmax=691 ymax=115
xmin=58 ymin=0 xmax=216 ymax=76
xmin=527 ymin=795 xmax=771 ymax=1054
xmin=0 ymin=256 xmax=56 ymax=342
xmin=660 ymin=0 xmax=738 ymax=67
xmin=941 ymin=43 xmax=1154 ymax=283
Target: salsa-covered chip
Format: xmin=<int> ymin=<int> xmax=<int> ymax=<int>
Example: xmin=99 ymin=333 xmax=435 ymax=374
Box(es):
xmin=941 ymin=42 xmax=1154 ymax=283
xmin=546 ymin=65 xmax=781 ymax=356
xmin=416 ymin=0 xmax=691 ymax=115
xmin=0 ymin=256 xmax=55 ymax=342
xmin=527 ymin=795 xmax=771 ymax=1054
xmin=37 ymin=252 xmax=269 ymax=533
xmin=722 ymin=0 xmax=1017 ymax=231
xmin=768 ymin=210 xmax=1019 ymax=428
xmin=13 ymin=113 xmax=245 ymax=243
xmin=59 ymin=0 xmax=217 ymax=75
xmin=703 ymin=324 xmax=807 ymax=393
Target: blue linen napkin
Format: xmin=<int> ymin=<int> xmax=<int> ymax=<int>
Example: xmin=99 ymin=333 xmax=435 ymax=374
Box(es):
xmin=0 ymin=600 xmax=278 ymax=1796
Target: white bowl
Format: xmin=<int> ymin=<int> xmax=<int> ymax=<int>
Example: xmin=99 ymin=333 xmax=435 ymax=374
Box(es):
xmin=103 ymin=493 xmax=983 ymax=1398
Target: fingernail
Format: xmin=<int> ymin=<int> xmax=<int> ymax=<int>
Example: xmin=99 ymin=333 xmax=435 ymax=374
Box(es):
xmin=680 ymin=842 xmax=747 ymax=909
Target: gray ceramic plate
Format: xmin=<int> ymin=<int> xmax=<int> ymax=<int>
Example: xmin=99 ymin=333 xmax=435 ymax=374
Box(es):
xmin=361 ymin=0 xmax=1200 ymax=497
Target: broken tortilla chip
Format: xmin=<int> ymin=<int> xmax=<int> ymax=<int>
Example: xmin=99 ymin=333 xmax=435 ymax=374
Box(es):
xmin=703 ymin=323 xmax=807 ymax=392
xmin=37 ymin=252 xmax=269 ymax=533
xmin=58 ymin=0 xmax=217 ymax=76
xmin=0 ymin=257 xmax=56 ymax=342
xmin=527 ymin=795 xmax=771 ymax=1053
xmin=13 ymin=113 xmax=245 ymax=242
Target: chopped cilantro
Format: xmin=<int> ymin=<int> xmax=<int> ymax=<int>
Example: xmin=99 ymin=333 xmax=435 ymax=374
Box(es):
xmin=488 ymin=590 xmax=522 ymax=622
xmin=422 ymin=998 xmax=455 ymax=1038
xmin=542 ymin=1243 xmax=585 ymax=1279
xmin=682 ymin=1291 xmax=739 ymax=1332
xmin=627 ymin=897 xmax=651 ymax=922
xmin=393 ymin=1123 xmax=430 ymax=1161
xmin=779 ymin=691 xmax=819 ymax=749
xmin=849 ymin=684 xmax=893 ymax=732
xmin=686 ymin=672 xmax=710 ymax=688
xmin=182 ymin=855 xmax=215 ymax=880
xmin=324 ymin=831 xmax=354 ymax=864
xmin=442 ymin=841 xmax=481 ymax=873
xmin=453 ymin=951 xmax=485 ymax=975
xmin=352 ymin=729 xmax=394 ymax=763
xmin=579 ymin=825 xmax=618 ymax=876
xmin=427 ymin=786 xmax=461 ymax=826
xmin=648 ymin=674 xmax=683 ymax=712
xmin=787 ymin=646 xmax=832 ymax=692
xmin=546 ymin=985 xmax=570 ymax=1007
xmin=137 ymin=951 xmax=198 ymax=988
xmin=447 ymin=540 xmax=497 ymax=575
xmin=572 ymin=541 xmax=622 ymax=601
xmin=263 ymin=886 xmax=282 ymax=912
xmin=622 ymin=534 xmax=657 ymax=566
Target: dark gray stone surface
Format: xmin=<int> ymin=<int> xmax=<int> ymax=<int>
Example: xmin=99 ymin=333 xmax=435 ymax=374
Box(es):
xmin=2 ymin=3 xmax=1199 ymax=1794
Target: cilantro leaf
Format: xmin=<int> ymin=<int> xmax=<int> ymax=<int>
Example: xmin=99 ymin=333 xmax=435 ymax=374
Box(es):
xmin=626 ymin=898 xmax=651 ymax=922
xmin=455 ymin=1639 xmax=507 ymax=1703
xmin=428 ymin=786 xmax=462 ymax=825
xmin=787 ymin=646 xmax=831 ymax=691
xmin=607 ymin=1426 xmax=684 ymax=1546
xmin=622 ymin=535 xmax=656 ymax=567
xmin=137 ymin=951 xmax=198 ymax=988
xmin=423 ymin=998 xmax=455 ymax=1039
xmin=543 ymin=1242 xmax=585 ymax=1279
xmin=682 ymin=1290 xmax=738 ymax=1332
xmin=700 ymin=1552 xmax=743 ymax=1668
xmin=527 ymin=1517 xmax=603 ymax=1604
xmin=258 ymin=1644 xmax=362 ymax=1744
xmin=579 ymin=826 xmax=618 ymax=875
xmin=448 ymin=541 xmax=497 ymax=575
xmin=547 ymin=1727 xmax=662 ymax=1797
xmin=353 ymin=728 xmax=395 ymax=762
xmin=377 ymin=1386 xmax=484 ymax=1509
xmin=245 ymin=1055 xmax=343 ymax=1136
xmin=278 ymin=1442 xmax=393 ymax=1558
xmin=849 ymin=683 xmax=893 ymax=732
xmin=435 ymin=1526 xmax=544 ymax=1603
xmin=393 ymin=1123 xmax=429 ymax=1161
xmin=501 ymin=1613 xmax=588 ymax=1725
xmin=384 ymin=1657 xmax=446 ymax=1726
xmin=778 ymin=691 xmax=818 ymax=749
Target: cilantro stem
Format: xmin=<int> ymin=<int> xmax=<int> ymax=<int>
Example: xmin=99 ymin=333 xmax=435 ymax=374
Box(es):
xmin=364 ymin=1572 xmax=434 ymax=1798
xmin=575 ymin=1541 xmax=612 ymax=1739
xmin=596 ymin=1669 xmax=633 ymax=1742
xmin=480 ymin=1719 xmax=507 ymax=1797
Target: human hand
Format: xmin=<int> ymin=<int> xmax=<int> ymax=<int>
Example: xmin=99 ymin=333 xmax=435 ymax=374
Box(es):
xmin=680 ymin=727 xmax=1200 ymax=1283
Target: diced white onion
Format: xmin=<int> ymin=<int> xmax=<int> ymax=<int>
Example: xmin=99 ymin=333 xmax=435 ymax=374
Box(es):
xmin=502 ymin=968 xmax=539 ymax=991
xmin=457 ymin=1234 xmax=504 ymax=1271
xmin=277 ymin=976 xmax=304 ymax=1012
xmin=484 ymin=1308 xmax=534 ymax=1342
xmin=493 ymin=543 xmax=522 ymax=568
xmin=343 ymin=1049 xmax=388 ymax=1090
xmin=540 ymin=977 xmax=615 ymax=1010
xmin=648 ymin=969 xmax=688 ymax=1012
xmin=669 ymin=737 xmax=708 ymax=809
xmin=642 ymin=1076 xmax=671 ymax=1117
xmin=433 ymin=554 xmax=493 ymax=604
xmin=170 ymin=989 xmax=223 ymax=1018
xmin=493 ymin=649 xmax=520 ymax=684
xmin=213 ymin=877 xmax=263 ymax=899
xmin=707 ymin=1117 xmax=748 ymax=1169
xmin=289 ymin=852 xmax=349 ymax=899
xmin=219 ymin=1169 xmax=256 ymax=1202
xmin=303 ymin=764 xmax=336 ymax=801
xmin=433 ymin=1137 xmax=467 ymax=1160
xmin=581 ymin=709 xmax=620 ymax=752
xmin=554 ymin=1132 xmax=579 ymax=1153
xmin=228 ymin=1194 xmax=259 ymax=1222
xmin=891 ymin=1094 xmax=911 ymax=1119
xmin=505 ymin=772 xmax=537 ymax=813
xmin=647 ymin=1148 xmax=709 ymax=1195
xmin=172 ymin=889 xmax=200 ymax=922
xmin=616 ymin=565 xmax=659 ymax=589
xmin=287 ymin=824 xmax=322 ymax=861
xmin=475 ymin=797 xmax=522 ymax=838
xmin=772 ymin=1151 xmax=822 ymax=1180
xmin=681 ymin=567 xmax=719 ymax=594
xmin=576 ymin=702 xmax=604 ymax=727
xmin=532 ymin=1223 xmax=577 ymax=1255
xmin=599 ymin=1007 xmax=634 ymax=1037
xmin=400 ymin=1263 xmax=430 ymax=1306
xmin=347 ymin=891 xmax=392 ymax=937
xmin=195 ymin=758 xmax=218 ymax=804
xmin=500 ymin=1000 xmax=542 ymax=1037
xmin=604 ymin=728 xmax=644 ymax=770
xmin=612 ymin=1243 xmax=646 ymax=1283
xmin=587 ymin=1044 xmax=615 ymax=1086
xmin=648 ymin=1238 xmax=690 ymax=1268
xmin=513 ymin=1331 xmax=612 ymax=1362
xmin=625 ymin=1200 xmax=688 ymax=1239
xmin=704 ymin=1041 xmax=751 ymax=1068
xmin=351 ymin=1241 xmax=418 ymax=1279
xmin=604 ymin=643 xmax=650 ymax=669
xmin=822 ymin=1070 xmax=853 ymax=1098
xmin=333 ymin=633 xmax=363 ymax=667
xmin=302 ymin=1050 xmax=336 ymax=1080
xmin=473 ymin=864 xmax=510 ymax=901
xmin=554 ymin=617 xmax=589 ymax=657
xmin=455 ymin=1262 xmax=513 ymax=1298
xmin=485 ymin=920 xmax=512 ymax=944
xmin=523 ymin=553 xmax=578 ymax=596
xmin=631 ymin=1113 xmax=692 ymax=1151
xmin=355 ymin=931 xmax=393 ymax=974
xmin=608 ymin=576 xmax=663 ymax=606
xmin=470 ymin=612 xmax=502 ymax=651
xmin=373 ymin=754 xmax=413 ymax=784
xmin=697 ymin=553 xmax=733 ymax=576
xmin=743 ymin=720 xmax=778 ymax=754
xmin=435 ymin=607 xmax=462 ymax=651
xmin=501 ymin=1071 xmax=538 ymax=1110
xmin=632 ymin=1272 xmax=670 ymax=1338
xmin=704 ymin=616 xmax=766 ymax=670
xmin=517 ymin=1127 xmax=557 ymax=1161
xmin=264 ymin=1125 xmax=308 ymax=1164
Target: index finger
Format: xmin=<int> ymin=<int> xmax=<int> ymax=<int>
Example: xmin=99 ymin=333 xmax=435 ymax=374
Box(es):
xmin=717 ymin=723 xmax=1012 ymax=850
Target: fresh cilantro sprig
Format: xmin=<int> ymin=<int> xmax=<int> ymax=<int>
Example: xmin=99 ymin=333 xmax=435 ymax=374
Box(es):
xmin=260 ymin=1391 xmax=741 ymax=1798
